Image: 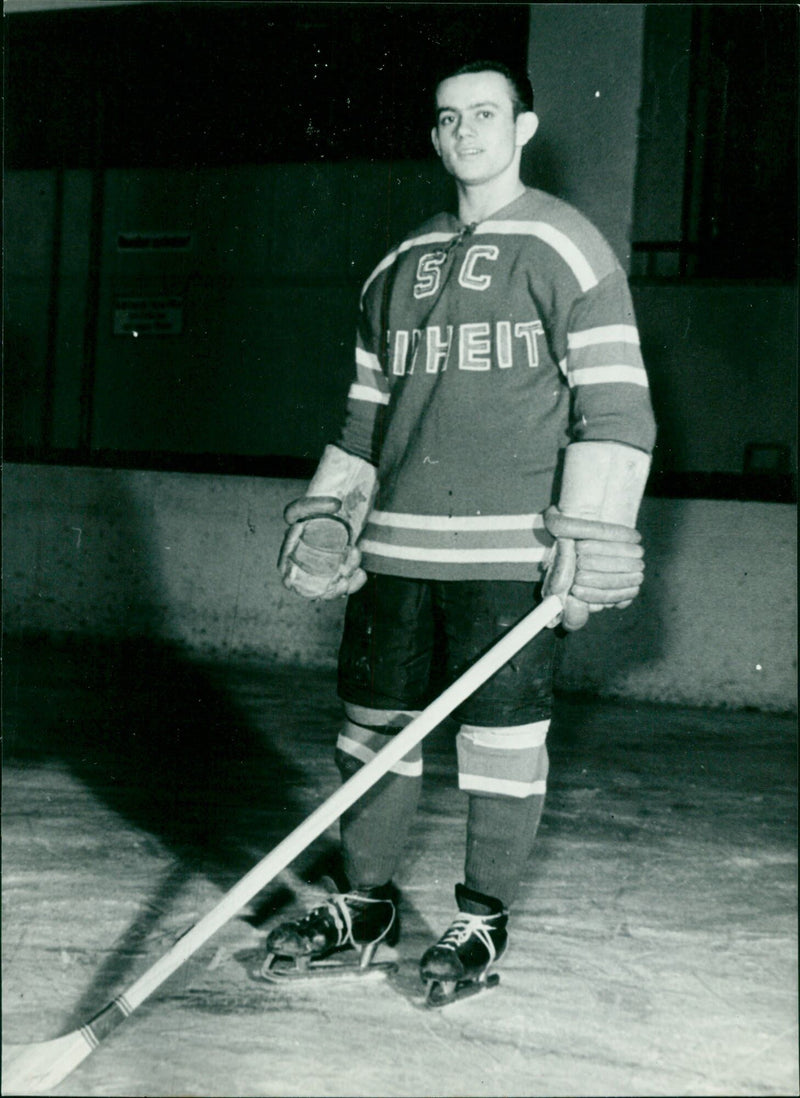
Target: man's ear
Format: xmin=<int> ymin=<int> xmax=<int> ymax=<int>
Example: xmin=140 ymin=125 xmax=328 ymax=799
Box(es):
xmin=515 ymin=111 xmax=539 ymax=148
xmin=431 ymin=127 xmax=442 ymax=157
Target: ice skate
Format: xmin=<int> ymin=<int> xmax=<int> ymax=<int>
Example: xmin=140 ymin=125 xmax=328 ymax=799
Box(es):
xmin=420 ymin=884 xmax=508 ymax=1007
xmin=258 ymin=882 xmax=399 ymax=982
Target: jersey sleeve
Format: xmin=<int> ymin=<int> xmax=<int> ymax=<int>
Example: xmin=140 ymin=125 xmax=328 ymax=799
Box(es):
xmin=564 ymin=269 xmax=657 ymax=454
xmin=335 ymin=272 xmax=391 ymax=465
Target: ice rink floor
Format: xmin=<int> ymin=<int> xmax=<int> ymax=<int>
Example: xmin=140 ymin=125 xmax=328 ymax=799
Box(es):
xmin=2 ymin=637 xmax=797 ymax=1097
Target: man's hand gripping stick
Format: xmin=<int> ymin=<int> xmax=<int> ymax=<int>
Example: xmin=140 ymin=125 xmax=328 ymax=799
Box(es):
xmin=543 ymin=441 xmax=651 ymax=631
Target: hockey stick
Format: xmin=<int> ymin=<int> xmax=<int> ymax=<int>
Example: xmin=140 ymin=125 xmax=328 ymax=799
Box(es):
xmin=2 ymin=594 xmax=562 ymax=1094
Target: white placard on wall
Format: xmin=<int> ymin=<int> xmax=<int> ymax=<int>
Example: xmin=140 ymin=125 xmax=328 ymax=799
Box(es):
xmin=113 ymin=296 xmax=184 ymax=336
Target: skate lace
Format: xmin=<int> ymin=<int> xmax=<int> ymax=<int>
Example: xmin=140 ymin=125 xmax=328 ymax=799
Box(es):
xmin=289 ymin=899 xmax=346 ymax=950
xmin=438 ymin=913 xmax=499 ymax=962
xmin=314 ymin=898 xmax=347 ymax=946
xmin=322 ymin=892 xmax=394 ymax=949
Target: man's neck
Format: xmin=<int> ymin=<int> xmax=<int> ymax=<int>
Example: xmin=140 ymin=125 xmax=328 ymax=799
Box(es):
xmin=456 ymin=178 xmax=527 ymax=225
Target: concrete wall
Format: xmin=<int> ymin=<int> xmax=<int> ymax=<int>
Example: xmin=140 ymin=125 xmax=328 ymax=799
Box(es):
xmin=634 ymin=282 xmax=797 ymax=476
xmin=3 ymin=162 xmax=451 ymax=458
xmin=527 ymin=4 xmax=645 ymax=269
xmin=4 ymin=464 xmax=796 ymax=713
xmin=631 ymin=6 xmax=692 ymax=251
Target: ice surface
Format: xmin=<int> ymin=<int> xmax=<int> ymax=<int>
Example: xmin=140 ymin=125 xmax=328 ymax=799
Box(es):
xmin=2 ymin=639 xmax=797 ymax=1096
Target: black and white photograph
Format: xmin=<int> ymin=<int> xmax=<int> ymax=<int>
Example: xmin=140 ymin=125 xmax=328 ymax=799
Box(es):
xmin=2 ymin=2 xmax=797 ymax=1095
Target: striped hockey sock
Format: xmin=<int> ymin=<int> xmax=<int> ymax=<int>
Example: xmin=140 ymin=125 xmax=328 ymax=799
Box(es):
xmin=335 ymin=709 xmax=422 ymax=889
xmin=457 ymin=719 xmax=550 ymax=907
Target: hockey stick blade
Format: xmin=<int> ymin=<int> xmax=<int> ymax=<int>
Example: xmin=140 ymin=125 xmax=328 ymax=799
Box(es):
xmin=2 ymin=995 xmax=134 ymax=1095
xmin=2 ymin=594 xmax=562 ymax=1093
xmin=4 ymin=1035 xmax=92 ymax=1096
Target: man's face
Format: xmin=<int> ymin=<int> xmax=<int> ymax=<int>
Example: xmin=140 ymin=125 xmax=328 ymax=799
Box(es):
xmin=431 ymin=70 xmax=536 ymax=187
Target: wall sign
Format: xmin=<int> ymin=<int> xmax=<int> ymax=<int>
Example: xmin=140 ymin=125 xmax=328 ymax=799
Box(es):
xmin=117 ymin=232 xmax=194 ymax=252
xmin=113 ymin=296 xmax=184 ymax=336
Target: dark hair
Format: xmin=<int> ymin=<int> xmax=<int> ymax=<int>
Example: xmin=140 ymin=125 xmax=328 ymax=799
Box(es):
xmin=433 ymin=59 xmax=534 ymax=119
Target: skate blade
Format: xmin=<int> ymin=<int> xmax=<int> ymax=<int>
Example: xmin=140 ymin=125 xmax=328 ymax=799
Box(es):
xmin=255 ymin=952 xmax=397 ymax=984
xmin=424 ymin=972 xmax=500 ymax=1008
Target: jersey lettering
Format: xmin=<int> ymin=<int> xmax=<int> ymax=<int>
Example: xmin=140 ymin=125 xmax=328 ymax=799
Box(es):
xmin=390 ymin=329 xmax=423 ymax=374
xmin=389 ymin=321 xmax=546 ymax=375
xmin=459 ymin=323 xmax=492 ymax=370
xmin=426 ymin=326 xmax=454 ymax=373
xmin=413 ymin=244 xmax=500 ymax=299
xmin=514 ymin=321 xmax=545 ymax=368
xmin=496 ymin=321 xmax=513 ymax=368
xmin=458 ymin=244 xmax=499 ymax=291
xmin=413 ymin=252 xmax=447 ymax=299
xmin=391 ymin=329 xmax=410 ymax=376
xmin=408 ymin=329 xmax=422 ymax=374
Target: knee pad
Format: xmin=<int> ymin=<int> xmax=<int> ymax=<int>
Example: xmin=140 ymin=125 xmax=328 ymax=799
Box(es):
xmin=336 ymin=702 xmax=423 ymax=780
xmin=456 ymin=720 xmax=550 ymax=799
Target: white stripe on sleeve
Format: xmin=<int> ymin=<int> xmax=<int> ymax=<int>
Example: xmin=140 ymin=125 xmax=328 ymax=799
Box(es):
xmin=569 ymin=365 xmax=649 ymax=388
xmin=356 ymin=347 xmax=382 ymax=372
xmin=348 ymin=383 xmax=390 ymax=405
xmin=568 ymin=324 xmax=640 ymax=349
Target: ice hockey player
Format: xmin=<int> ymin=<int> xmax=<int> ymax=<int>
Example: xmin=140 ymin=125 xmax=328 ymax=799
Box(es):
xmin=268 ymin=58 xmax=657 ymax=1006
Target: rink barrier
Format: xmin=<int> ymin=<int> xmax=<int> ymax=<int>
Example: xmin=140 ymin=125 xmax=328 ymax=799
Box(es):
xmin=2 ymin=463 xmax=796 ymax=712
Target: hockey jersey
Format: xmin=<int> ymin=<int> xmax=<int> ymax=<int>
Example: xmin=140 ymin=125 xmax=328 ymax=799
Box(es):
xmin=337 ymin=187 xmax=656 ymax=582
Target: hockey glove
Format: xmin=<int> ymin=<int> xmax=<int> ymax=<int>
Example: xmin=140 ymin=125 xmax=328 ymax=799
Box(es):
xmin=279 ymin=445 xmax=377 ymax=601
xmin=543 ymin=441 xmax=651 ymax=631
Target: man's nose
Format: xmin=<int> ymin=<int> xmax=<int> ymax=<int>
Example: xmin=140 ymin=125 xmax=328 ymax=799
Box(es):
xmin=456 ymin=116 xmax=476 ymax=138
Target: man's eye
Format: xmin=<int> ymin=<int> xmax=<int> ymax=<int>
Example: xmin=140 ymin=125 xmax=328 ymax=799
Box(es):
xmin=478 ymin=110 xmax=494 ymax=120
xmin=440 ymin=115 xmax=455 ymax=127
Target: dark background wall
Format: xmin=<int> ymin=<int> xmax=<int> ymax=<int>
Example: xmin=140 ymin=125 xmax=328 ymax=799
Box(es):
xmin=3 ymin=2 xmax=798 ymax=501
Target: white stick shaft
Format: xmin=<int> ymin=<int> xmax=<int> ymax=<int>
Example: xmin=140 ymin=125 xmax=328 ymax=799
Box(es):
xmin=123 ymin=594 xmax=562 ymax=1008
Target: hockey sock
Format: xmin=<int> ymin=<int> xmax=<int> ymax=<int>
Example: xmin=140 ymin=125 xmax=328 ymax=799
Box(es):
xmin=335 ymin=709 xmax=422 ymax=889
xmin=456 ymin=720 xmax=550 ymax=908
xmin=463 ymin=791 xmax=546 ymax=909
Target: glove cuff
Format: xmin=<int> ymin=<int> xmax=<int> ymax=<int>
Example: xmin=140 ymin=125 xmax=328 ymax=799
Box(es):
xmin=558 ymin=441 xmax=650 ymax=527
xmin=306 ymin=445 xmax=378 ymax=542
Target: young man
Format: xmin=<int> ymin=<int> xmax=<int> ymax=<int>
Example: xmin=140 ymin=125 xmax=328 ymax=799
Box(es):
xmin=269 ymin=60 xmax=656 ymax=1006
